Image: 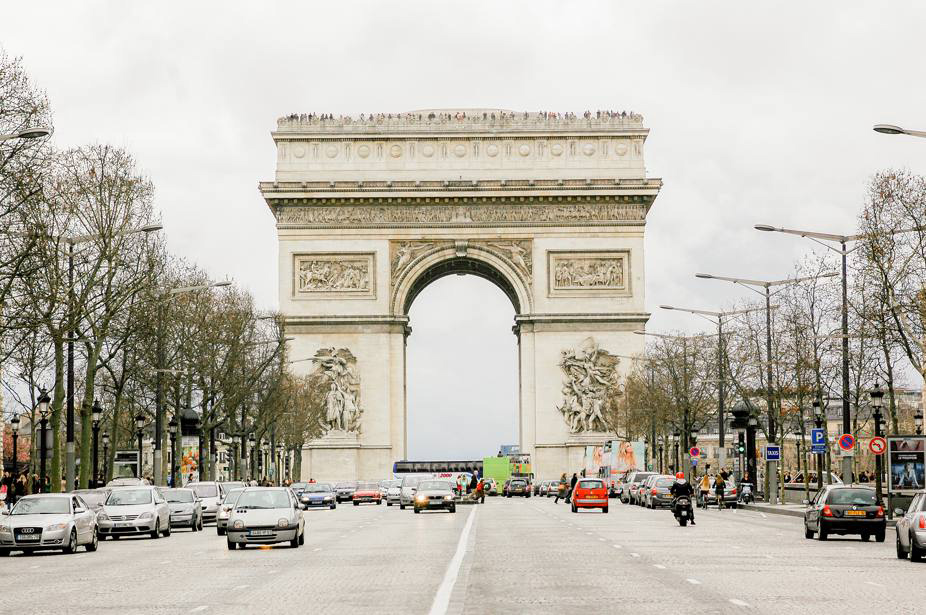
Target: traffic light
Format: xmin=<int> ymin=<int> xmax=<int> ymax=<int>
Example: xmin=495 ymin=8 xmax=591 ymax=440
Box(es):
xmin=736 ymin=441 xmax=746 ymax=455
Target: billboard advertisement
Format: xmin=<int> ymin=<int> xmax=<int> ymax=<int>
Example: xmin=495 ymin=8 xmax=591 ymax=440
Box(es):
xmin=888 ymin=437 xmax=926 ymax=493
xmin=596 ymin=440 xmax=645 ymax=482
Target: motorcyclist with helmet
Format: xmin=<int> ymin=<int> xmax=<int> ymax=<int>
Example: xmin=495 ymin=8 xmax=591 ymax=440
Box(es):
xmin=669 ymin=471 xmax=695 ymax=525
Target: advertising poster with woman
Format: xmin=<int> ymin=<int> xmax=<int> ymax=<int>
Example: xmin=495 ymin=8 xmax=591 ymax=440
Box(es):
xmin=888 ymin=437 xmax=926 ymax=493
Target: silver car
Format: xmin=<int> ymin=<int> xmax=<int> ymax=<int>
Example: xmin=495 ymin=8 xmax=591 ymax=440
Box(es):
xmin=226 ymin=487 xmax=305 ymax=550
xmin=384 ymin=479 xmax=402 ymax=506
xmin=216 ymin=488 xmax=246 ymax=536
xmin=413 ymin=480 xmax=456 ymax=514
xmin=162 ymin=488 xmax=203 ymax=531
xmin=895 ymin=490 xmax=926 ymax=561
xmin=187 ymin=481 xmax=223 ymax=524
xmin=0 ymin=494 xmax=98 ymax=555
xmin=399 ymin=475 xmax=430 ymax=510
xmin=97 ymin=486 xmax=171 ymax=539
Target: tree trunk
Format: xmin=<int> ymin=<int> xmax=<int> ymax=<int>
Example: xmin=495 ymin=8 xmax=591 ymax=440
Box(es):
xmin=50 ymin=340 xmax=65 ymax=492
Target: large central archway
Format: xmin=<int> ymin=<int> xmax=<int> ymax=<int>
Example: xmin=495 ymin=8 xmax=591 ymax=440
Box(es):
xmin=262 ymin=109 xmax=660 ymax=480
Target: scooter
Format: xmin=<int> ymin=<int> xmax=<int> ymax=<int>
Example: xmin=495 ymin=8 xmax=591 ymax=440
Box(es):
xmin=673 ymin=496 xmax=693 ymax=527
xmin=739 ymin=482 xmax=754 ymax=504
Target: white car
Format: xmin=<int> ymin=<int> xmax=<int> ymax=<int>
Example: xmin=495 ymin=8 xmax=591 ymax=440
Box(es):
xmin=187 ymin=481 xmax=224 ymax=524
xmin=97 ymin=486 xmax=171 ymax=539
xmin=226 ymin=487 xmax=305 ymax=550
xmin=0 ymin=494 xmax=98 ymax=555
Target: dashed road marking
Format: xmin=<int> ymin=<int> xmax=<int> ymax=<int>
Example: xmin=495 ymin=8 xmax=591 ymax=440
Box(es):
xmin=612 ymin=544 xmax=622 ymax=549
xmin=630 ymin=552 xmax=640 ymax=558
xmin=267 ymin=569 xmax=278 ymax=574
xmin=760 ymin=513 xmax=767 ymax=519
xmin=190 ymin=607 xmax=209 ymax=613
xmin=598 ymin=538 xmax=606 ymax=542
xmin=865 ymin=581 xmax=884 ymax=588
xmin=653 ymin=564 xmax=666 ymax=569
xmin=313 ymin=547 xmax=322 ymax=552
xmin=233 ymin=585 xmax=248 ymax=590
xmin=686 ymin=578 xmax=701 ymax=585
xmin=729 ymin=599 xmax=750 ymax=608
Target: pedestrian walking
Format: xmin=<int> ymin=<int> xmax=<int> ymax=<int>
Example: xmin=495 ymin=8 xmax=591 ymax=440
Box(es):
xmin=565 ymin=473 xmax=578 ymax=504
xmin=714 ymin=473 xmax=726 ymax=510
xmin=554 ymin=473 xmax=567 ymax=503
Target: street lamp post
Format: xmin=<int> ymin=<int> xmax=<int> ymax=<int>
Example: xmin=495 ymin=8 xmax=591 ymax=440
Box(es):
xmin=746 ymin=411 xmax=759 ymax=496
xmin=168 ymin=416 xmax=178 ymax=487
xmin=673 ymin=429 xmax=680 ymax=474
xmin=91 ymin=399 xmax=102 ymax=488
xmin=194 ymin=418 xmax=204 ymax=482
xmin=248 ymin=433 xmax=256 ymax=481
xmin=10 ymin=414 xmax=20 ymax=480
xmin=135 ymin=413 xmax=146 ymax=479
xmin=657 ymin=438 xmax=664 ymax=474
xmin=870 ymin=384 xmax=885 ymax=507
xmin=696 ymin=270 xmax=837 ymax=505
xmin=101 ymin=431 xmax=110 ymax=483
xmin=813 ymin=398 xmax=825 ymax=491
xmin=37 ymin=389 xmax=51 ymax=492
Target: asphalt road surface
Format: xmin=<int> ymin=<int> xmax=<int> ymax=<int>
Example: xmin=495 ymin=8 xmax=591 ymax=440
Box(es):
xmin=2 ymin=497 xmax=922 ymax=614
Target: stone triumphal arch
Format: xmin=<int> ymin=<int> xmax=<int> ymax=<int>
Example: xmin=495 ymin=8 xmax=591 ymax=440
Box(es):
xmin=259 ymin=110 xmax=661 ymax=480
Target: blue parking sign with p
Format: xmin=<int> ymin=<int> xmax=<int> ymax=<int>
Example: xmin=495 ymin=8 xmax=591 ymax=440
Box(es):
xmin=811 ymin=428 xmax=826 ymax=454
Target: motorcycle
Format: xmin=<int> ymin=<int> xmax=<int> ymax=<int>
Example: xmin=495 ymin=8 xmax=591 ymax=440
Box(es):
xmin=739 ymin=482 xmax=754 ymax=504
xmin=673 ymin=496 xmax=693 ymax=527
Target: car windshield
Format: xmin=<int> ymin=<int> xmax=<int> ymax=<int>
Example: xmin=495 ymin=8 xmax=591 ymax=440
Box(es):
xmin=220 ymin=482 xmax=245 ymax=492
xmin=11 ymin=497 xmax=70 ymax=515
xmin=290 ymin=483 xmax=308 ymax=490
xmin=418 ymin=481 xmax=452 ymax=491
xmin=163 ymin=490 xmax=194 ymax=503
xmin=357 ymin=482 xmax=378 ymax=490
xmin=512 ymin=480 xmax=526 ymax=486
xmin=656 ymin=478 xmax=674 ymax=487
xmin=74 ymin=491 xmax=107 ymax=507
xmin=189 ymin=484 xmax=218 ymax=498
xmin=305 ymin=484 xmax=332 ymax=493
xmin=633 ymin=473 xmax=655 ymax=483
xmin=222 ymin=490 xmax=245 ymax=506
xmin=236 ymin=490 xmax=291 ymax=509
xmin=827 ymin=489 xmax=877 ymax=506
xmin=336 ymin=483 xmax=355 ymax=489
xmin=579 ymin=480 xmax=603 ymax=489
xmin=106 ymin=489 xmax=152 ymax=506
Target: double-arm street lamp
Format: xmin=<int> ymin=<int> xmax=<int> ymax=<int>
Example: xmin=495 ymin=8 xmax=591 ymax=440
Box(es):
xmin=91 ymin=399 xmax=103 ymax=488
xmin=873 ymin=124 xmax=926 ymax=139
xmin=659 ymin=304 xmax=776 ymax=466
xmin=152 ymin=280 xmax=231 ymax=485
xmin=695 ymin=271 xmax=837 ymax=504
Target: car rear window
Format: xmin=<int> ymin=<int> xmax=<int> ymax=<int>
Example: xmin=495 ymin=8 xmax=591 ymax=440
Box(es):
xmin=579 ymin=480 xmax=604 ymax=489
xmin=827 ymin=489 xmax=876 ymax=506
xmin=655 ymin=478 xmax=674 ymax=487
xmin=633 ymin=473 xmax=655 ymax=483
xmin=189 ymin=484 xmax=218 ymax=498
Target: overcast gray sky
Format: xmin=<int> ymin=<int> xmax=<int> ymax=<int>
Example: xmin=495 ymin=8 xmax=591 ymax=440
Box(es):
xmin=5 ymin=1 xmax=926 ymax=459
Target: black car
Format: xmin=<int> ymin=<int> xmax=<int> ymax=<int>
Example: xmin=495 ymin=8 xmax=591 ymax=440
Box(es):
xmin=803 ymin=485 xmax=886 ymax=542
xmin=507 ymin=479 xmax=531 ymax=498
xmin=334 ymin=482 xmax=357 ymax=503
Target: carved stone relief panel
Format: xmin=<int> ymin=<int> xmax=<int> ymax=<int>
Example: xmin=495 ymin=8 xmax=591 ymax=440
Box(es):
xmin=306 ymin=347 xmax=364 ymax=435
xmin=548 ymin=250 xmax=630 ymax=297
xmin=293 ymin=252 xmax=375 ymax=299
xmin=556 ymin=337 xmax=621 ymax=434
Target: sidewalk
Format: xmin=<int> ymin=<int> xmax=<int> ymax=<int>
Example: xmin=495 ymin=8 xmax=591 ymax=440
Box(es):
xmin=739 ymin=501 xmax=897 ymax=526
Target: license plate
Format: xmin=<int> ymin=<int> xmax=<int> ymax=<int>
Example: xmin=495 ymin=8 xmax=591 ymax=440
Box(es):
xmin=16 ymin=534 xmax=40 ymax=541
xmin=115 ymin=522 xmax=131 ymax=527
xmin=845 ymin=510 xmax=866 ymax=516
xmin=680 ymin=511 xmax=687 ymax=517
xmin=249 ymin=530 xmax=273 ymax=536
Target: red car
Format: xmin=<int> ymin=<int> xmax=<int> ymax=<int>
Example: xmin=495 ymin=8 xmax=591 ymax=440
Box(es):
xmin=352 ymin=482 xmax=382 ymax=506
xmin=571 ymin=478 xmax=609 ymax=513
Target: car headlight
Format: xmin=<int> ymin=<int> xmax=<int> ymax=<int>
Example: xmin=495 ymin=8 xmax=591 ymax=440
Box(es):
xmin=416 ymin=495 xmax=427 ymax=502
xmin=444 ymin=495 xmax=454 ymax=500
xmin=324 ymin=496 xmax=333 ymax=501
xmin=0 ymin=524 xmax=10 ymax=533
xmin=138 ymin=512 xmax=153 ymax=520
xmin=233 ymin=520 xmax=244 ymax=529
xmin=277 ymin=518 xmax=289 ymax=528
xmin=97 ymin=513 xmax=109 ymax=521
xmin=45 ymin=522 xmax=69 ymax=531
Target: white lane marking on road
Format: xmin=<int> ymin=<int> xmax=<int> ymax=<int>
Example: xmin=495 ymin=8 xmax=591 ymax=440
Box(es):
xmin=729 ymin=599 xmax=750 ymax=608
xmin=612 ymin=544 xmax=622 ymax=549
xmin=630 ymin=552 xmax=640 ymax=558
xmin=686 ymin=578 xmax=701 ymax=585
xmin=585 ymin=532 xmax=593 ymax=535
xmin=865 ymin=581 xmax=885 ymax=588
xmin=763 ymin=554 xmax=773 ymax=559
xmin=193 ymin=551 xmax=203 ymax=556
xmin=653 ymin=564 xmax=666 ymax=569
xmin=190 ymin=607 xmax=209 ymax=613
xmin=598 ymin=538 xmax=606 ymax=542
xmin=233 ymin=585 xmax=248 ymax=590
xmin=313 ymin=547 xmax=322 ymax=552
xmin=267 ymin=569 xmax=278 ymax=574
xmin=760 ymin=513 xmax=767 ymax=518
xmin=30 ymin=565 xmax=39 ymax=569
xmin=428 ymin=506 xmax=477 ymax=615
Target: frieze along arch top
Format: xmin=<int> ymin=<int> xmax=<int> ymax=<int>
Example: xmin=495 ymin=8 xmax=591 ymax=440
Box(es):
xmin=260 ymin=109 xmax=661 ymax=481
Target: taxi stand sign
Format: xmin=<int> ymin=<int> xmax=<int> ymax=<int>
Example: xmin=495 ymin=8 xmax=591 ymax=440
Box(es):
xmin=764 ymin=445 xmax=781 ymax=462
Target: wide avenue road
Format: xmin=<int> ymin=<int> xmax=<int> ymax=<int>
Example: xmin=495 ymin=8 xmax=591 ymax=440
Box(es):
xmin=2 ymin=497 xmax=921 ymax=614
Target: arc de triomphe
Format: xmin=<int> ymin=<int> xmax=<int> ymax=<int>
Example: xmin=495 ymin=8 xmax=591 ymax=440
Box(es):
xmin=259 ymin=110 xmax=661 ymax=480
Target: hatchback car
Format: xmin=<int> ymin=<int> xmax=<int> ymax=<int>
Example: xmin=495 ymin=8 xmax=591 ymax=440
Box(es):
xmin=400 ymin=475 xmax=429 ymax=510
xmin=334 ymin=482 xmax=357 ymax=503
xmin=353 ymin=481 xmax=382 ymax=505
xmin=895 ymin=490 xmax=926 ymax=561
xmin=97 ymin=487 xmax=171 ymax=539
xmin=300 ymin=483 xmax=337 ymax=509
xmin=483 ymin=478 xmax=499 ymax=496
xmin=803 ymin=485 xmax=885 ymax=542
xmin=186 ymin=481 xmax=224 ymax=524
xmin=572 ymin=478 xmax=609 ymax=513
xmin=217 ymin=488 xmax=246 ymax=535
xmin=644 ymin=476 xmax=676 ymax=509
xmin=383 ymin=479 xmax=402 ymax=506
xmin=0 ymin=494 xmax=98 ymax=555
xmin=637 ymin=475 xmax=661 ymax=506
xmin=507 ymin=479 xmax=531 ymax=498
xmin=289 ymin=482 xmax=309 ymax=498
xmin=699 ymin=477 xmax=739 ymax=509
xmin=413 ymin=480 xmax=456 ymax=514
xmin=226 ymin=487 xmax=305 ymax=550
xmin=162 ymin=488 xmax=203 ymax=531
xmin=622 ymin=471 xmax=655 ymax=504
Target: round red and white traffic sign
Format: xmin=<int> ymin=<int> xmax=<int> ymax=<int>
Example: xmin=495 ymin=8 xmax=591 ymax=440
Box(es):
xmin=838 ymin=433 xmax=856 ymax=451
xmin=869 ymin=436 xmax=887 ymax=456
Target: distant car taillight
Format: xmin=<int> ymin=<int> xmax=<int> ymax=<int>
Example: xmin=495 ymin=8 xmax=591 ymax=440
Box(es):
xmin=876 ymin=506 xmax=884 ymax=518
xmin=730 ymin=488 xmax=737 ymax=495
xmin=651 ymin=488 xmax=658 ymax=495
xmin=919 ymin=516 xmax=926 ymax=530
xmin=822 ymin=505 xmax=833 ymax=517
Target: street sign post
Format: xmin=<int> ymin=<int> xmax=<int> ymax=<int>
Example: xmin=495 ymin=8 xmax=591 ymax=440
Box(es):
xmin=764 ymin=445 xmax=781 ymax=462
xmin=869 ymin=436 xmax=887 ymax=456
xmin=811 ymin=428 xmax=826 ymax=454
